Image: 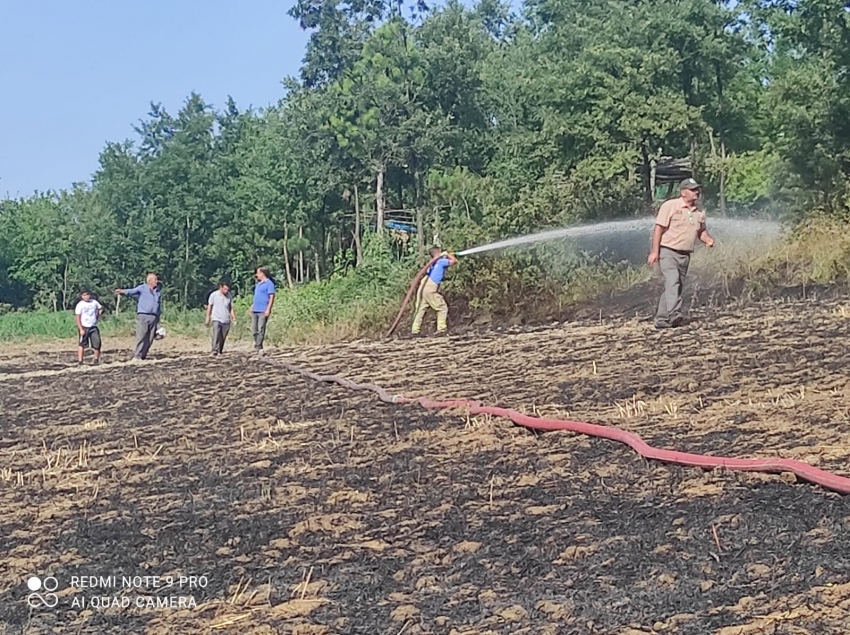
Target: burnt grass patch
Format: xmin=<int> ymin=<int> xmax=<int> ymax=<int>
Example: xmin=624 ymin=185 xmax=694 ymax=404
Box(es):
xmin=2 ymin=298 xmax=850 ymax=634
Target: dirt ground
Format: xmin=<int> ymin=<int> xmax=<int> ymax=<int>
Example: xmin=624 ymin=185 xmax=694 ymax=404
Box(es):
xmin=2 ymin=296 xmax=850 ymax=634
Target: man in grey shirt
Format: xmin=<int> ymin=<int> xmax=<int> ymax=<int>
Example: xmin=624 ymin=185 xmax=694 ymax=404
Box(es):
xmin=205 ymin=282 xmax=237 ymax=356
xmin=115 ymin=273 xmax=163 ymax=361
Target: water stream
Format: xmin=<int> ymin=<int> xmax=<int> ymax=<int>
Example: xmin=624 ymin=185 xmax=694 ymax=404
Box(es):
xmin=456 ymin=217 xmax=782 ymax=262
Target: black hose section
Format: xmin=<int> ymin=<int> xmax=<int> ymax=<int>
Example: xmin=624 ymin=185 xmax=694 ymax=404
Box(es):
xmin=385 ymin=254 xmax=442 ymax=338
xmin=258 ymin=355 xmax=402 ymax=403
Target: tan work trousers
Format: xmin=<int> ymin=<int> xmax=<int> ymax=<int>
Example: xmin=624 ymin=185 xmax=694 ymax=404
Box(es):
xmin=412 ymin=279 xmax=448 ymax=333
xmin=655 ymin=247 xmax=690 ymax=327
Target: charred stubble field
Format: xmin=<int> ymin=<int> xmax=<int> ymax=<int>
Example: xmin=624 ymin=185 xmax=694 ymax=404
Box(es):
xmin=1 ymin=299 xmax=850 ymax=634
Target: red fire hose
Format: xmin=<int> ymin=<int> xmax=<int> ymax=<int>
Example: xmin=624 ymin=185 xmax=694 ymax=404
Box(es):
xmin=259 ymin=355 xmax=850 ymax=495
xmin=386 ymin=254 xmax=443 ymax=338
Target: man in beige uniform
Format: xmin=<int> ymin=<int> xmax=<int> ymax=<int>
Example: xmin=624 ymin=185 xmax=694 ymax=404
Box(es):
xmin=648 ymin=178 xmax=716 ymax=329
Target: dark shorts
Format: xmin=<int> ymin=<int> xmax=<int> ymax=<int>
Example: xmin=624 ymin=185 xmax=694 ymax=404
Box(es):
xmin=79 ymin=326 xmax=101 ymax=350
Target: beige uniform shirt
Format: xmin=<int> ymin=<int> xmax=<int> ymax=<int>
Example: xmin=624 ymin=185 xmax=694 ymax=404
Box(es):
xmin=656 ymin=197 xmax=706 ymax=252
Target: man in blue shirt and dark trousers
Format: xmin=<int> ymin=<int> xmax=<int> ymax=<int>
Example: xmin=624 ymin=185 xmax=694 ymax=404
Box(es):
xmin=250 ymin=267 xmax=275 ymax=354
xmin=115 ymin=273 xmax=163 ymax=361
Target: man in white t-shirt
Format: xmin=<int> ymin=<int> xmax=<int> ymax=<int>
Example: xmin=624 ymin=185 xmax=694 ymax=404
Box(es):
xmin=74 ymin=290 xmax=104 ymax=364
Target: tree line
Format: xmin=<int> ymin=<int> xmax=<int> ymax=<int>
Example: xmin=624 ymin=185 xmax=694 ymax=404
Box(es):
xmin=2 ymin=0 xmax=849 ymax=311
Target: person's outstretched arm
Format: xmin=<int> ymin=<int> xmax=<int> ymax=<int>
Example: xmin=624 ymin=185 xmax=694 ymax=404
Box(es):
xmin=116 ymin=285 xmax=142 ymax=297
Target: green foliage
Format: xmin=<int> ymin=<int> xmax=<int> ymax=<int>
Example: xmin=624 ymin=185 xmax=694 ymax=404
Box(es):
xmin=0 ymin=310 xmax=81 ymax=341
xmin=0 ymin=304 xmax=227 ymax=343
xmin=724 ymin=150 xmax=780 ymax=206
xmin=0 ymin=307 xmax=208 ymax=342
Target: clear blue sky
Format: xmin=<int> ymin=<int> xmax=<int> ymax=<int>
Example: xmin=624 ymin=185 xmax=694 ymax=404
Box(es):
xmin=0 ymin=0 xmax=309 ymax=198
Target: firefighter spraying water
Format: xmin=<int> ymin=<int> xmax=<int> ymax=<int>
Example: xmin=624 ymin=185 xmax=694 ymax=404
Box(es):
xmin=411 ymin=247 xmax=458 ymax=336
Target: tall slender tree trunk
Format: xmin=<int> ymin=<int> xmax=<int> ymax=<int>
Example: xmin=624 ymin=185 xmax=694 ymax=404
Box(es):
xmin=298 ymin=225 xmax=305 ymax=283
xmin=708 ymin=128 xmax=728 ymax=217
xmin=62 ymin=260 xmax=69 ymax=310
xmin=719 ymin=137 xmax=728 ymax=217
xmin=283 ymin=221 xmax=295 ymax=289
xmin=641 ymin=145 xmax=653 ymax=211
xmin=414 ymin=169 xmax=424 ymax=258
xmin=649 ymin=158 xmax=657 ymax=205
xmin=321 ymin=222 xmax=329 ymax=277
xmin=184 ymin=215 xmax=190 ymax=307
xmin=375 ymin=163 xmax=385 ymax=236
xmin=715 ymin=62 xmax=728 ymax=217
xmin=690 ymin=138 xmax=698 ymax=183
xmin=337 ymin=228 xmax=343 ymax=267
xmin=353 ymin=183 xmax=363 ymax=266
xmin=313 ymin=248 xmax=320 ymax=282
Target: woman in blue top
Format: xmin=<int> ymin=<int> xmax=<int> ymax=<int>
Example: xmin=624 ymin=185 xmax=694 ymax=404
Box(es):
xmin=412 ymin=247 xmax=458 ymax=335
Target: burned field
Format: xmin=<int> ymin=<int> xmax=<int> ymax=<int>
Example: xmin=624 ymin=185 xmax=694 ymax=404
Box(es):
xmin=2 ymin=299 xmax=850 ymax=634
